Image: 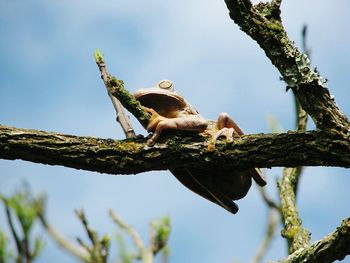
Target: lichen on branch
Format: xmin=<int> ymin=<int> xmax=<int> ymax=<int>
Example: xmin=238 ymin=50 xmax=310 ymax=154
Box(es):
xmin=1 ymin=125 xmax=350 ymax=176
xmin=224 ymin=0 xmax=350 ymax=134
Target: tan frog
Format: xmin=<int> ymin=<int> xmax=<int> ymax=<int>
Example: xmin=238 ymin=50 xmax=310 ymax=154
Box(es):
xmin=134 ymin=80 xmax=266 ymax=214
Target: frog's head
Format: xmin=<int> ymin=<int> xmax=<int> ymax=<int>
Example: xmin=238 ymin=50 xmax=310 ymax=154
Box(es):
xmin=134 ymin=80 xmax=188 ymax=117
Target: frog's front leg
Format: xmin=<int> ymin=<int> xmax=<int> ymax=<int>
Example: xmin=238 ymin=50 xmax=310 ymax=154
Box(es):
xmin=145 ymin=108 xmax=208 ymax=146
xmin=208 ymin=112 xmax=243 ymax=151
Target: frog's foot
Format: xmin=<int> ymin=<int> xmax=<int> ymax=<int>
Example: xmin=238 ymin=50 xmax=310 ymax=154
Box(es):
xmin=208 ymin=127 xmax=236 ymax=152
xmin=144 ymin=107 xmax=165 ymax=146
xmin=208 ymin=112 xmax=244 ymax=151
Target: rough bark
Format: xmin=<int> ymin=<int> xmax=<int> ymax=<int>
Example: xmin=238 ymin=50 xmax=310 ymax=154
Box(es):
xmin=277 ymin=218 xmax=350 ymax=263
xmin=221 ymin=1 xmax=350 ymax=262
xmin=224 ymin=0 xmax=350 ymax=134
xmin=1 ymin=125 xmax=350 ymax=175
xmin=1 ymin=1 xmax=350 ymax=262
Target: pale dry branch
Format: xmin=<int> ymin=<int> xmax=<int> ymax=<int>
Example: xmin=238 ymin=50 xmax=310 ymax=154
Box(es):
xmin=251 ymin=209 xmax=279 ymax=263
xmin=95 ymin=50 xmax=136 ymax=139
xmin=109 ymin=209 xmax=153 ymax=263
xmin=38 ymin=212 xmax=89 ymax=262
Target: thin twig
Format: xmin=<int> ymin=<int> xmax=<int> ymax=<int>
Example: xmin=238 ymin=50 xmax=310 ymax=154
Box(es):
xmin=109 ymin=209 xmax=153 ymax=263
xmin=75 ymin=209 xmax=110 ymax=263
xmin=259 ymin=186 xmax=280 ymax=211
xmin=95 ymin=49 xmax=136 ymax=139
xmin=107 ymin=77 xmax=150 ymax=129
xmin=252 ymin=184 xmax=280 ymax=263
xmin=3 ymin=200 xmax=22 ymax=259
xmin=38 ymin=213 xmax=89 ymax=261
xmin=251 ymin=209 xmax=279 ymax=263
xmin=302 ymin=25 xmax=312 ymax=60
xmin=109 ymin=209 xmax=145 ymax=253
xmin=94 ymin=51 xmax=150 ymax=129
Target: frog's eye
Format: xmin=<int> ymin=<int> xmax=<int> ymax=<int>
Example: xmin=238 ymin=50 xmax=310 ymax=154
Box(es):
xmin=157 ymin=80 xmax=173 ymax=90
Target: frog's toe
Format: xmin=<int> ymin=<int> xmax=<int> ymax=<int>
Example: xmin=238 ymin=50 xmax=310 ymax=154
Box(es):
xmin=225 ymin=128 xmax=234 ymax=143
xmin=207 ymin=140 xmax=216 ymax=152
xmin=208 ymin=127 xmax=236 ymax=151
xmin=147 ymin=138 xmax=156 ymax=147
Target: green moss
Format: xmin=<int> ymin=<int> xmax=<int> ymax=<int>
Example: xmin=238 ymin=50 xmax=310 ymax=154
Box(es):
xmin=114 ymin=140 xmax=143 ymax=153
xmin=107 ymin=77 xmax=150 ymax=128
xmin=266 ymin=20 xmax=284 ymax=32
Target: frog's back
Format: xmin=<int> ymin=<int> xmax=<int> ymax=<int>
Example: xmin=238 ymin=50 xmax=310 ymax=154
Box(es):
xmin=170 ymin=167 xmax=255 ymax=214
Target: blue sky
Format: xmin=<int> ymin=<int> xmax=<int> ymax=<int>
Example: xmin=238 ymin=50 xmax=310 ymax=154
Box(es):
xmin=1 ymin=0 xmax=350 ymax=262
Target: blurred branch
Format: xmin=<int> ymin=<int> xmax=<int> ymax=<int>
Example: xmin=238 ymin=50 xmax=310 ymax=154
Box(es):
xmin=37 ymin=197 xmax=89 ymax=262
xmin=0 ymin=230 xmax=11 ymax=263
xmin=3 ymin=199 xmax=21 ymax=260
xmin=109 ymin=209 xmax=149 ymax=262
xmin=110 ymin=210 xmax=170 ymax=263
xmin=94 ymin=49 xmax=136 ymax=139
xmin=259 ymin=187 xmax=279 ymax=211
xmin=75 ymin=210 xmax=110 ymax=263
xmin=1 ymin=188 xmax=44 ymax=262
xmin=251 ymin=209 xmax=279 ymax=263
xmin=301 ymin=25 xmax=312 ymax=60
xmin=149 ymin=216 xmax=170 ymax=257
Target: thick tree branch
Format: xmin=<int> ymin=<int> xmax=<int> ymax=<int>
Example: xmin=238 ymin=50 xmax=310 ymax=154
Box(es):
xmin=224 ymin=0 xmax=350 ymax=134
xmin=277 ymin=218 xmax=350 ymax=263
xmin=1 ymin=125 xmax=350 ymax=175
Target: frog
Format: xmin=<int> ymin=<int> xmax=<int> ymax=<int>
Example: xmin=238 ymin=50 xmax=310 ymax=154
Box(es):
xmin=133 ymin=80 xmax=266 ymax=214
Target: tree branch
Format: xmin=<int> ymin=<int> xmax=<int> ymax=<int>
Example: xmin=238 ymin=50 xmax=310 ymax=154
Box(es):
xmin=94 ymin=49 xmax=136 ymax=139
xmin=1 ymin=125 xmax=350 ymax=175
xmin=251 ymin=209 xmax=279 ymax=263
xmin=37 ymin=202 xmax=89 ymax=262
xmin=278 ymin=167 xmax=310 ymax=253
xmin=107 ymin=77 xmax=150 ymax=129
xmin=224 ymin=0 xmax=350 ymax=134
xmin=109 ymin=209 xmax=153 ymax=263
xmin=277 ymin=24 xmax=312 ymax=253
xmin=276 ymin=218 xmax=350 ymax=263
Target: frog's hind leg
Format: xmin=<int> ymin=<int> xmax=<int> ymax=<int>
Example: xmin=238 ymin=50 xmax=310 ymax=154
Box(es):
xmin=208 ymin=112 xmax=243 ymax=151
xmin=217 ymin=112 xmax=244 ymax=135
